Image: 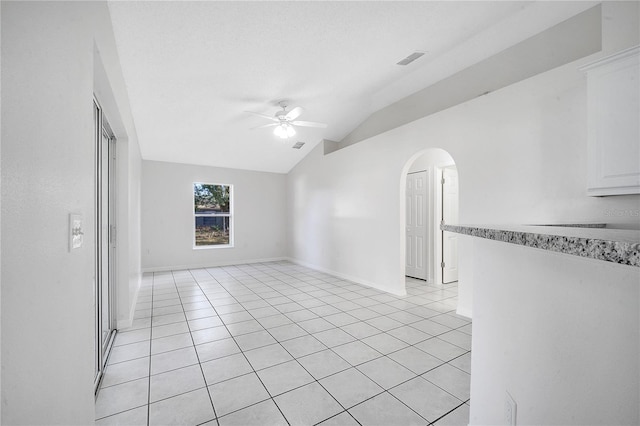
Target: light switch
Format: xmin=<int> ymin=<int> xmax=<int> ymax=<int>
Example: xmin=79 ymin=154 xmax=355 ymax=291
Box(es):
xmin=70 ymin=213 xmax=84 ymax=251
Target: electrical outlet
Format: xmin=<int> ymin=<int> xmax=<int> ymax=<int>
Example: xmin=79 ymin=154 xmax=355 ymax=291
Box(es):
xmin=505 ymin=391 xmax=517 ymax=426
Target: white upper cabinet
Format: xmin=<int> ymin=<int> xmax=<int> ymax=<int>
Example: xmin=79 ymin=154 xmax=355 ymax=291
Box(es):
xmin=581 ymin=46 xmax=640 ymax=196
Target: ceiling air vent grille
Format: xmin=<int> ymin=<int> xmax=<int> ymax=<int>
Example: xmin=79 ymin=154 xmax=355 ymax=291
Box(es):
xmin=397 ymin=51 xmax=425 ymax=66
xmin=292 ymin=141 xmax=305 ymax=149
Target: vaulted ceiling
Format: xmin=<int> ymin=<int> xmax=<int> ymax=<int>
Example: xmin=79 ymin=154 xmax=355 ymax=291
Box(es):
xmin=108 ymin=1 xmax=597 ymax=173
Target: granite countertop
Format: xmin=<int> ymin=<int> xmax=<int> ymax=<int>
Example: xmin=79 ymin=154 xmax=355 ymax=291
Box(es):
xmin=441 ymin=224 xmax=640 ymax=267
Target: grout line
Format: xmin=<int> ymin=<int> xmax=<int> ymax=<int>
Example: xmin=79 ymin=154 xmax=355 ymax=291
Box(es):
xmin=213 ymin=263 xmax=466 ymax=419
xmin=146 ymin=275 xmax=154 ymax=426
xmin=428 ymin=399 xmax=470 ymax=425
xmin=170 ymin=270 xmax=219 ymax=425
xmin=224 ymin=270 xmax=356 ymax=423
xmin=313 ymin=410 xmax=363 ymax=426
xmin=187 ymin=268 xmax=292 ymax=426
xmin=197 ymin=264 xmax=448 ymax=423
xmin=199 ymin=263 xmax=390 ymax=422
xmin=100 ymin=261 xmax=470 ymax=425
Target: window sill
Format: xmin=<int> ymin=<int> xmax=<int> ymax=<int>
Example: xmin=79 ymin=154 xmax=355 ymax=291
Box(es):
xmin=193 ymin=245 xmax=234 ymax=250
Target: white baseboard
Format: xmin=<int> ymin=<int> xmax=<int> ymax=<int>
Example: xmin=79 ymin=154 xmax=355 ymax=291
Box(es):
xmin=142 ymin=257 xmax=288 ymax=273
xmin=285 ymin=257 xmax=406 ymax=296
xmin=142 ymin=257 xmax=408 ymax=297
xmin=456 ymin=306 xmax=473 ymax=319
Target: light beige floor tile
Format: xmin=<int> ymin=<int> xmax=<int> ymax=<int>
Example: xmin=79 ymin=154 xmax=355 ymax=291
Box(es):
xmin=422 ymin=363 xmax=471 ymax=401
xmin=297 ymin=349 xmax=351 ymax=379
xmin=348 ymin=391 xmax=424 ymax=425
xmin=388 ymin=346 xmax=444 ymax=375
xmin=357 ymin=356 xmax=416 ymax=389
xmin=280 ymin=334 xmax=328 ymax=358
xmin=208 ymin=373 xmax=270 ymax=417
xmin=201 ymin=353 xmax=253 ymax=385
xmin=243 ymin=343 xmax=293 ymax=371
xmin=256 ymin=360 xmax=314 ymax=396
xmin=107 ymin=341 xmax=150 ymax=365
xmin=101 ymin=357 xmax=150 ymax=388
xmin=149 ymin=364 xmax=205 ymax=402
xmin=319 ymin=367 xmax=383 ymax=408
xmin=150 ymin=332 xmax=193 ymax=355
xmin=389 ymin=376 xmax=461 ymax=423
xmin=95 ymin=378 xmax=148 ymax=419
xmin=95 ymin=406 xmax=147 ymax=426
xmin=196 ymin=337 xmax=241 ymax=363
xmin=151 ymin=346 xmax=199 ymax=375
xmin=218 ymin=399 xmax=287 ymax=426
xmin=274 ymin=382 xmax=342 ymax=425
xmin=148 ymin=388 xmax=215 ymax=426
xmin=331 ymin=340 xmax=382 ymax=366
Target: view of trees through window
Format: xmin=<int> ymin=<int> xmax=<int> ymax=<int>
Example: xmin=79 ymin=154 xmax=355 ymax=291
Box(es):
xmin=194 ymin=183 xmax=232 ymax=247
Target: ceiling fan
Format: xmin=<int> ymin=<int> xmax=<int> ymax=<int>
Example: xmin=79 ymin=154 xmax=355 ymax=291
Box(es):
xmin=245 ymin=102 xmax=327 ymax=139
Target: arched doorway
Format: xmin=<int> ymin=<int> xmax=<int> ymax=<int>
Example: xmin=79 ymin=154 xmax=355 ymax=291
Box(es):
xmin=400 ymin=148 xmax=458 ymax=289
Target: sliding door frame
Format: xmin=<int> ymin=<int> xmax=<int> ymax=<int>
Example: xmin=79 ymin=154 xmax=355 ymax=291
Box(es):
xmin=94 ymin=96 xmax=117 ymax=393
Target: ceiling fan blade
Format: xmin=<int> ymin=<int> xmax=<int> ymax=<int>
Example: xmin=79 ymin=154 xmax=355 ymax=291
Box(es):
xmin=285 ymin=106 xmax=303 ymax=121
xmin=291 ymin=120 xmax=327 ymax=128
xmin=251 ymin=123 xmax=279 ymax=129
xmin=244 ymin=111 xmax=278 ymax=121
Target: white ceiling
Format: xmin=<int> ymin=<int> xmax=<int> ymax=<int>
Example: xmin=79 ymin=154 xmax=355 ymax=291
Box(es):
xmin=108 ymin=1 xmax=595 ymax=174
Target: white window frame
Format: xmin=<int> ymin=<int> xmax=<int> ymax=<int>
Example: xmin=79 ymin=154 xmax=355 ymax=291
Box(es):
xmin=193 ymin=182 xmax=234 ymax=249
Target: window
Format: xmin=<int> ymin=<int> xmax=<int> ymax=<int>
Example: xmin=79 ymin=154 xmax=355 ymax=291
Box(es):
xmin=193 ymin=183 xmax=233 ymax=248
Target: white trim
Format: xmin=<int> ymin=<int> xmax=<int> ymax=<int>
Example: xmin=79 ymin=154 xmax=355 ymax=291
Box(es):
xmin=193 ymin=244 xmax=234 ymax=250
xmin=193 ymin=182 xmax=234 ymax=248
xmin=456 ymin=306 xmax=473 ymax=320
xmin=142 ymin=257 xmax=288 ymax=273
xmin=117 ymin=319 xmax=132 ymax=329
xmin=579 ymin=45 xmax=640 ymax=72
xmin=286 ymin=257 xmax=407 ymax=296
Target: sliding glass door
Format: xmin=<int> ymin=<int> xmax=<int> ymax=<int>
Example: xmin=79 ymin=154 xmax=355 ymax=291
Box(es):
xmin=94 ymin=98 xmax=117 ymax=391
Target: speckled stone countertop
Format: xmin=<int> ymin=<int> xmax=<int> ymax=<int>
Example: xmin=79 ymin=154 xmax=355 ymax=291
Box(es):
xmin=441 ymin=224 xmax=640 ymax=267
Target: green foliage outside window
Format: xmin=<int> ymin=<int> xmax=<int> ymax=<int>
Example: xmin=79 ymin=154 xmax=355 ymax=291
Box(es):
xmin=194 ymin=183 xmax=232 ymax=247
xmin=194 ymin=183 xmax=230 ymax=213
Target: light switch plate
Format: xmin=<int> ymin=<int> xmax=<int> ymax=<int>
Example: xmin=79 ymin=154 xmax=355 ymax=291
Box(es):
xmin=69 ymin=213 xmax=83 ymax=251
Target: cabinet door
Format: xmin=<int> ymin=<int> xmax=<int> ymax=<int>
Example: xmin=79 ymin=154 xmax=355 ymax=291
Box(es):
xmin=582 ymin=46 xmax=639 ymax=196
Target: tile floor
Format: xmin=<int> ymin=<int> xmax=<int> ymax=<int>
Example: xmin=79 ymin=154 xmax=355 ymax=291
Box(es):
xmin=96 ymin=261 xmax=471 ymax=426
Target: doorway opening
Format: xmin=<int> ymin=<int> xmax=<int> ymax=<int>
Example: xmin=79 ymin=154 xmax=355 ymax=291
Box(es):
xmin=402 ymin=148 xmax=458 ymax=287
xmin=94 ymin=97 xmax=117 ymax=392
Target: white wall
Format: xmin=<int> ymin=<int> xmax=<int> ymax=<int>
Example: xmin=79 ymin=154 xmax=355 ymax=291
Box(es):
xmin=1 ymin=3 xmax=3 ymax=419
xmin=94 ymin=30 xmax=144 ymax=330
xmin=288 ymin=54 xmax=639 ymax=298
xmin=116 ymin=135 xmax=143 ymax=328
xmin=123 ymin=138 xmax=143 ymax=328
xmin=141 ymin=160 xmax=287 ymax=271
xmin=287 ymin=1 xmax=639 ymax=305
xmin=407 ymin=149 xmax=454 ymax=173
xmin=286 ymin=3 xmax=639 ymax=425
xmin=1 ymin=1 xmax=141 ymax=423
xmin=468 ymin=238 xmax=639 ymax=425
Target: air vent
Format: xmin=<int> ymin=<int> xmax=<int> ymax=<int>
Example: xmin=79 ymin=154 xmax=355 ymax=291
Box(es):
xmin=396 ymin=51 xmax=425 ymax=66
xmin=292 ymin=141 xmax=305 ymax=149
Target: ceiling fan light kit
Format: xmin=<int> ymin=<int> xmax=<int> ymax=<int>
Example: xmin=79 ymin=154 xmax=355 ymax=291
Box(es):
xmin=274 ymin=123 xmax=296 ymax=139
xmin=245 ymin=101 xmax=327 ymax=140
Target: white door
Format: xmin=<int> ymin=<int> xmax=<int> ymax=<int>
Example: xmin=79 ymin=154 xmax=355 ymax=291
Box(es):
xmin=406 ymin=171 xmax=429 ymax=280
xmin=442 ymin=167 xmax=459 ymax=283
